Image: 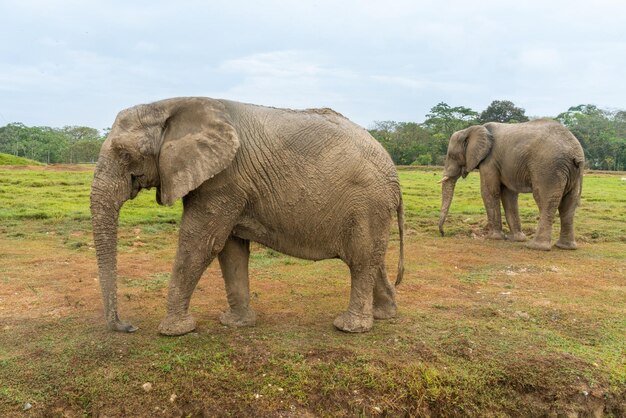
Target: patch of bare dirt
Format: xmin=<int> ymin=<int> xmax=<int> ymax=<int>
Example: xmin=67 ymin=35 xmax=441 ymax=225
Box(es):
xmin=0 ymin=229 xmax=624 ymax=416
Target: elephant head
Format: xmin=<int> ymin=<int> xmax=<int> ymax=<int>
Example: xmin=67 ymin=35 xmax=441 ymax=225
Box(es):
xmin=438 ymin=125 xmax=492 ymax=236
xmin=90 ymin=97 xmax=240 ymax=332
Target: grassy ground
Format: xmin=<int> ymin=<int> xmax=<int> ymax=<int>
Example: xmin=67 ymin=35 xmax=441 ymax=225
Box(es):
xmin=0 ymin=153 xmax=43 ymax=166
xmin=0 ymin=166 xmax=624 ymax=417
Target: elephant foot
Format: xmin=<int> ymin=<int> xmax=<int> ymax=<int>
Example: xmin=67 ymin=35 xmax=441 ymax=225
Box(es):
xmin=555 ymin=239 xmax=577 ymax=250
xmin=525 ymin=240 xmax=552 ymax=251
xmin=220 ymin=308 xmax=257 ymax=327
xmin=373 ymin=301 xmax=397 ymax=320
xmin=333 ymin=311 xmax=373 ymax=333
xmin=158 ymin=313 xmax=196 ymax=336
xmin=486 ymin=231 xmax=506 ymax=240
xmin=510 ymin=232 xmax=528 ymax=242
xmin=108 ymin=319 xmax=138 ymax=333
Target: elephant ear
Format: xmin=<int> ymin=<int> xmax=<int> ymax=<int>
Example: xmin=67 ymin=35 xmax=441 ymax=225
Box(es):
xmin=158 ymin=99 xmax=240 ymax=206
xmin=464 ymin=125 xmax=492 ymax=173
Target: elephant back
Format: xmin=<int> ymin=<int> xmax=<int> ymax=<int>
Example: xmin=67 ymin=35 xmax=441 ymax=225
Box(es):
xmin=222 ymin=100 xmax=398 ymax=179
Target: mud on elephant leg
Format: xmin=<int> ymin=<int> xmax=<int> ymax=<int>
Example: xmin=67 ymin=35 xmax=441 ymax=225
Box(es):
xmin=333 ymin=261 xmax=377 ymax=333
xmin=372 ymin=265 xmax=397 ymax=320
xmin=159 ymin=237 xmax=217 ymax=336
xmin=158 ymin=251 xmax=207 ymax=336
xmin=159 ymin=207 xmax=236 ymax=336
xmin=218 ymin=236 xmax=257 ymax=327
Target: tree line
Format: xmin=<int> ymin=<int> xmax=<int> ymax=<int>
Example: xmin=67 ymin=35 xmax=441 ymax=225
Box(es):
xmin=1 ymin=100 xmax=625 ymax=170
xmin=369 ymin=100 xmax=626 ymax=171
xmin=0 ymin=123 xmax=107 ymax=164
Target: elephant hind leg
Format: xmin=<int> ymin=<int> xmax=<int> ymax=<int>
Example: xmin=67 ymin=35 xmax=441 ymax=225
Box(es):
xmin=333 ymin=205 xmax=396 ymax=332
xmin=501 ymin=187 xmax=526 ymax=242
xmin=480 ymin=173 xmax=506 ymax=240
xmin=555 ymin=190 xmax=579 ymax=250
xmin=373 ymin=264 xmax=397 ymax=320
xmin=334 ymin=227 xmax=392 ymax=332
xmin=526 ymin=187 xmax=561 ymax=251
xmin=333 ymin=261 xmax=376 ymax=333
xmin=218 ymin=236 xmax=257 ymax=326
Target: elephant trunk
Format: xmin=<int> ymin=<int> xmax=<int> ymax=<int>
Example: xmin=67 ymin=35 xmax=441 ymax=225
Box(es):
xmin=438 ymin=176 xmax=458 ymax=237
xmin=90 ymin=161 xmax=137 ymax=332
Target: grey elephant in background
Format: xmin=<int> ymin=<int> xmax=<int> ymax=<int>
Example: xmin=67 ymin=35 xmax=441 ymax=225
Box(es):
xmin=438 ymin=120 xmax=584 ymax=251
xmin=91 ymin=97 xmax=404 ymax=336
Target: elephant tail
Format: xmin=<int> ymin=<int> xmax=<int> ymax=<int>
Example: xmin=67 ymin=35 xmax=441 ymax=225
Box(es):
xmin=574 ymin=156 xmax=584 ymax=205
xmin=395 ymin=194 xmax=405 ymax=286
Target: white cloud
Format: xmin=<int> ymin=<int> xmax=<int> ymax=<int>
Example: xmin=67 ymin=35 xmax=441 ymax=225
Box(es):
xmin=219 ymin=51 xmax=355 ymax=79
xmin=516 ymin=48 xmax=564 ymax=72
xmin=135 ymin=41 xmax=160 ymax=54
xmin=370 ymin=75 xmax=430 ymax=90
xmin=1 ymin=0 xmax=625 ymax=127
xmin=370 ymin=75 xmax=479 ymax=94
xmin=0 ymin=65 xmax=62 ymax=92
xmin=212 ymin=51 xmax=352 ymax=109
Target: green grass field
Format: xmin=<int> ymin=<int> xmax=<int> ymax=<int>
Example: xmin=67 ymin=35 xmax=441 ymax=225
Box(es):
xmin=0 ymin=166 xmax=624 ymax=416
xmin=0 ymin=153 xmax=43 ymax=166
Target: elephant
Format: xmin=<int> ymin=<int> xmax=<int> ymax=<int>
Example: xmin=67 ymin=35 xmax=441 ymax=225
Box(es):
xmin=438 ymin=120 xmax=584 ymax=251
xmin=90 ymin=97 xmax=405 ymax=336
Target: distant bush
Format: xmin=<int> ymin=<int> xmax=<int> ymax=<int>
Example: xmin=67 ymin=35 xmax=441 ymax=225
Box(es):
xmin=412 ymin=153 xmax=433 ymax=166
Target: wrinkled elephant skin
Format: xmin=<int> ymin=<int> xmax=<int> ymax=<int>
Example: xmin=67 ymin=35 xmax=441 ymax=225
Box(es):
xmin=90 ymin=97 xmax=405 ymax=335
xmin=439 ymin=120 xmax=584 ymax=250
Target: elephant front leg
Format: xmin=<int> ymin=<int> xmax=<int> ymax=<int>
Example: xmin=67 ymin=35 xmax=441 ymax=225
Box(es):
xmin=218 ymin=236 xmax=257 ymax=327
xmin=158 ymin=206 xmax=235 ymax=336
xmin=158 ymin=245 xmax=210 ymax=336
xmin=501 ymin=187 xmax=527 ymax=242
xmin=333 ymin=263 xmax=375 ymax=333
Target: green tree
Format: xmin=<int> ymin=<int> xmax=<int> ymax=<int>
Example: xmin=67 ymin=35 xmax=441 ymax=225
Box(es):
xmin=61 ymin=126 xmax=101 ymax=142
xmin=33 ymin=127 xmax=69 ymax=163
xmin=423 ymin=102 xmax=479 ymax=139
xmin=369 ymin=121 xmax=433 ymax=165
xmin=0 ymin=123 xmax=28 ymax=156
xmin=479 ymin=100 xmax=529 ymax=123
xmin=62 ymin=126 xmax=103 ymax=163
xmin=557 ymin=105 xmax=626 ymax=170
xmin=413 ymin=153 xmax=432 ymax=166
xmin=70 ymin=139 xmax=104 ymax=163
xmin=422 ymin=102 xmax=479 ymax=161
xmin=0 ymin=123 xmax=105 ymax=164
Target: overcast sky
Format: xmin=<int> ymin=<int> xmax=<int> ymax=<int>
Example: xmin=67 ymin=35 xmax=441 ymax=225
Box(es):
xmin=1 ymin=0 xmax=625 ymax=130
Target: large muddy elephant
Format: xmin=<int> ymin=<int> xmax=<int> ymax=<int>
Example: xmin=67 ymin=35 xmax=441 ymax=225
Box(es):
xmin=438 ymin=120 xmax=584 ymax=251
xmin=91 ymin=97 xmax=404 ymax=336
